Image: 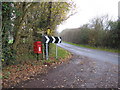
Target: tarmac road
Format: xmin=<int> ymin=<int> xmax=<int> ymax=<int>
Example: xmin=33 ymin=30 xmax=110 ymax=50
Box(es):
xmin=15 ymin=42 xmax=118 ymax=88
xmin=57 ymin=42 xmax=118 ymax=65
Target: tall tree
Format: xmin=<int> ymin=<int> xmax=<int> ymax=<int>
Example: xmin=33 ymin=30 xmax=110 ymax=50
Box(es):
xmin=2 ymin=2 xmax=74 ymax=65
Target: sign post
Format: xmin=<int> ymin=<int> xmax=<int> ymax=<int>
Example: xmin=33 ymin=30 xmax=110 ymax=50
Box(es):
xmin=56 ymin=44 xmax=58 ymax=59
xmin=46 ymin=43 xmax=49 ymax=60
xmin=42 ymin=36 xmax=62 ymax=60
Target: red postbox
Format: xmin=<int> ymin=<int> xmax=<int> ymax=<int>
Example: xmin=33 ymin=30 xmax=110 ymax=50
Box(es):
xmin=34 ymin=41 xmax=42 ymax=54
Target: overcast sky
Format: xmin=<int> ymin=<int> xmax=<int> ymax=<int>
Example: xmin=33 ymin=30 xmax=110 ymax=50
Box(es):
xmin=57 ymin=0 xmax=119 ymax=33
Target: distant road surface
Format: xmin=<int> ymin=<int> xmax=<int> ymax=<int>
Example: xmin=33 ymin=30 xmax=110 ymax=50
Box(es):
xmin=57 ymin=42 xmax=118 ymax=65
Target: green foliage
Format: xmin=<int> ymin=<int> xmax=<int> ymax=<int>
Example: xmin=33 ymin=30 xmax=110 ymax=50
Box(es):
xmin=2 ymin=47 xmax=16 ymax=66
xmin=60 ymin=16 xmax=119 ymax=50
xmin=2 ymin=2 xmax=17 ymax=66
xmin=37 ymin=2 xmax=72 ymax=31
xmin=2 ymin=2 xmax=73 ymax=67
xmin=78 ymin=26 xmax=89 ymax=44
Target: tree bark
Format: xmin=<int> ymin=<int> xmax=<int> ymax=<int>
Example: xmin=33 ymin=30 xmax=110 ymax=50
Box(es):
xmin=13 ymin=3 xmax=39 ymax=50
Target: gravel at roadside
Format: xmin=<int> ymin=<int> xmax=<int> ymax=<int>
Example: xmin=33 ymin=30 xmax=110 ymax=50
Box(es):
xmin=14 ymin=54 xmax=118 ymax=88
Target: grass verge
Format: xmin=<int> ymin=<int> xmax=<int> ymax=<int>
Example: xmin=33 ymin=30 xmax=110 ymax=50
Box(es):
xmin=64 ymin=41 xmax=119 ymax=53
xmin=49 ymin=43 xmax=71 ymax=59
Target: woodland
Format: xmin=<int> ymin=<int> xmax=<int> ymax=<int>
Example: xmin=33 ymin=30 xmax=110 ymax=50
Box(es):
xmin=2 ymin=2 xmax=74 ymax=66
xmin=60 ymin=15 xmax=120 ymax=50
